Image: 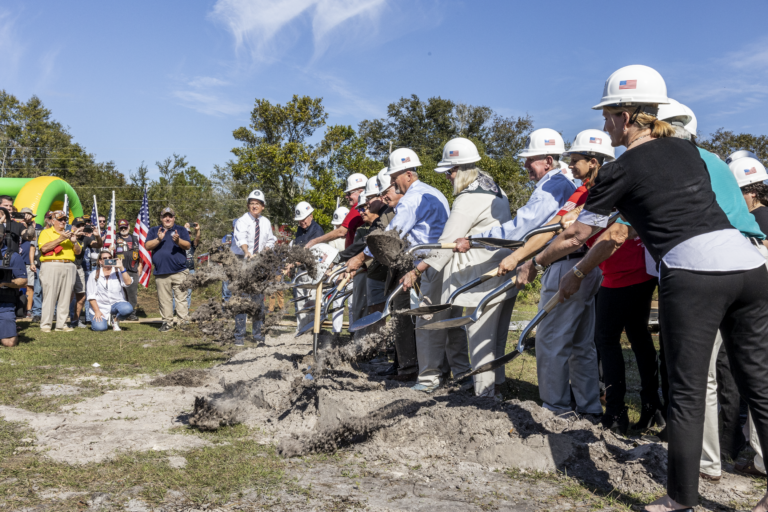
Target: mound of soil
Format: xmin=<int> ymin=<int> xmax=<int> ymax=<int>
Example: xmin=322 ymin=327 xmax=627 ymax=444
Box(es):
xmin=150 ymin=369 xmax=209 ymax=387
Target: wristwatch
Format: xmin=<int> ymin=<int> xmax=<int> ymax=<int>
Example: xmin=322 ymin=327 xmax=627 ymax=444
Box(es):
xmin=532 ymin=255 xmax=548 ymax=273
xmin=572 ymin=266 xmax=586 ymax=279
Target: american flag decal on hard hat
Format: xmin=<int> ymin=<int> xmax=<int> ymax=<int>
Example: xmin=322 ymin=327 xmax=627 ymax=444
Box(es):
xmin=619 ymin=80 xmax=637 ymax=90
xmin=745 ymin=167 xmax=758 ymax=175
xmin=401 ymin=157 xmax=411 ymax=163
xmin=544 ymin=139 xmax=555 ymax=146
xmin=589 ymin=137 xmax=602 ymax=144
xmin=449 ymin=150 xmax=459 ymax=157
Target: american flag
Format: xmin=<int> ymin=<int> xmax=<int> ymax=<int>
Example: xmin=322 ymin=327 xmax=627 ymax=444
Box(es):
xmin=544 ymin=139 xmax=556 ymax=146
xmin=589 ymin=137 xmax=602 ymax=144
xmin=401 ymin=157 xmax=411 ymax=163
xmin=745 ymin=167 xmax=758 ymax=175
xmin=449 ymin=150 xmax=459 ymax=157
xmin=133 ymin=186 xmax=152 ymax=287
xmin=89 ymin=200 xmax=98 ymax=227
xmin=102 ymin=191 xmax=116 ymax=249
xmin=619 ymin=80 xmax=637 ymax=90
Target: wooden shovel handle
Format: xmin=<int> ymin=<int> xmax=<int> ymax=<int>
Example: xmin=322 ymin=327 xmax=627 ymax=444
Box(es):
xmin=440 ymin=243 xmax=457 ymax=249
xmin=336 ymin=276 xmax=350 ymax=292
xmin=313 ymin=280 xmax=324 ymax=335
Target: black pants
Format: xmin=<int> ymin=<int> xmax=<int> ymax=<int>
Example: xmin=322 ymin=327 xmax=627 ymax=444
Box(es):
xmin=594 ymin=278 xmax=659 ymax=415
xmin=659 ymin=264 xmax=768 ymax=506
xmin=390 ymin=290 xmax=418 ymax=375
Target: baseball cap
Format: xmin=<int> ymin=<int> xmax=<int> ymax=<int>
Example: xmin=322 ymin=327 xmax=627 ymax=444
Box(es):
xmin=72 ymin=217 xmax=86 ymax=226
xmin=161 ymin=207 xmax=175 ymax=216
xmin=20 ymin=207 xmax=33 ymax=215
xmin=118 ymin=219 xmax=130 ymax=228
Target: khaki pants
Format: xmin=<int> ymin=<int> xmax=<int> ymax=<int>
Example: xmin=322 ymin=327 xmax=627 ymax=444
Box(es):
xmin=156 ymin=270 xmax=189 ymax=323
xmin=40 ymin=261 xmax=76 ymax=330
xmin=468 ymin=297 xmax=517 ymax=397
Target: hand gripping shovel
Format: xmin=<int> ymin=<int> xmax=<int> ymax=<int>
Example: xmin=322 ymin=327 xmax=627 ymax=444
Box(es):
xmin=347 ymin=242 xmax=473 ymax=333
xmin=402 ymin=223 xmax=565 ymax=317
xmin=460 ymin=292 xmax=560 ymax=379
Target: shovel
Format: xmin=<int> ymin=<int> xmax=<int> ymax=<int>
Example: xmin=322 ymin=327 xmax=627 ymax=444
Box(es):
xmin=460 ymin=293 xmax=560 ymax=379
xmin=417 ymin=276 xmax=519 ymax=330
xmin=296 ymin=275 xmax=350 ymax=338
xmin=312 ymin=276 xmax=350 ymax=355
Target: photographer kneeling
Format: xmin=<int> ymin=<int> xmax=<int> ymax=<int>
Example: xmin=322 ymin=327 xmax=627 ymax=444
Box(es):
xmin=0 ymin=240 xmax=27 ymax=347
xmin=87 ymin=249 xmax=134 ymax=332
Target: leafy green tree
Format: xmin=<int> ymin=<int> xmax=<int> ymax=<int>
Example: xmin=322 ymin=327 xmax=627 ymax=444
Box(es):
xmin=228 ymin=95 xmax=327 ymax=227
xmin=698 ymin=128 xmax=768 ymax=163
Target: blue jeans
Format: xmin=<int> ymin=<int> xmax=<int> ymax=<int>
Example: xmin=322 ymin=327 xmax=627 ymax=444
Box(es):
xmin=222 ymin=280 xmax=231 ymax=303
xmin=91 ymin=302 xmax=134 ymax=331
xmin=235 ymin=293 xmax=264 ymax=341
xmin=32 ymin=269 xmax=43 ymax=316
xmin=173 ymin=269 xmax=194 ymax=312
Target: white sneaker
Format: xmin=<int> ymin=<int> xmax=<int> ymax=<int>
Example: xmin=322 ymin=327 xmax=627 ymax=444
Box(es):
xmin=112 ymin=321 xmax=121 ymax=332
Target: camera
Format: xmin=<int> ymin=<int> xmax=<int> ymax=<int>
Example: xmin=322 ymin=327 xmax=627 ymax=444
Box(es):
xmin=11 ymin=212 xmax=26 ymax=220
xmin=191 ymin=222 xmax=199 ymax=228
xmin=104 ymin=259 xmax=118 ymax=267
xmin=225 ymin=234 xmax=232 ymax=243
xmin=83 ymin=225 xmax=94 ymax=234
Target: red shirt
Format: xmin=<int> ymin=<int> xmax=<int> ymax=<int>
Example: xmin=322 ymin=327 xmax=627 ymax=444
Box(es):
xmin=342 ymin=203 xmax=364 ymax=248
xmin=557 ymin=186 xmax=653 ymax=289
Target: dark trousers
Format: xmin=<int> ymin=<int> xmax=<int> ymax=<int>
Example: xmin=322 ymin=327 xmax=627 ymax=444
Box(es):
xmin=716 ymin=342 xmax=746 ymax=459
xmin=594 ymin=278 xmax=659 ymax=415
xmin=125 ymin=270 xmax=139 ymax=310
xmin=659 ymin=264 xmax=768 ymax=506
xmin=391 ymin=290 xmax=418 ymax=375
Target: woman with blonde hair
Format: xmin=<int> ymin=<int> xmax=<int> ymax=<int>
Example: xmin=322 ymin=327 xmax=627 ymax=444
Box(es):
xmin=412 ymin=137 xmax=514 ymax=397
xmin=517 ymin=65 xmax=768 ymax=512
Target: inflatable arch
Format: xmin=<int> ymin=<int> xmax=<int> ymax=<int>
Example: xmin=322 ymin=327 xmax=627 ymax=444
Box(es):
xmin=0 ymin=177 xmax=84 ymax=226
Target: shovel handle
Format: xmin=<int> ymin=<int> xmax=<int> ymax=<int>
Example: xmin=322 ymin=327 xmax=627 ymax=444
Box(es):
xmin=312 ymin=279 xmax=324 ymax=335
xmin=335 ymin=276 xmax=350 ymax=292
xmin=542 ymin=292 xmax=560 ymax=314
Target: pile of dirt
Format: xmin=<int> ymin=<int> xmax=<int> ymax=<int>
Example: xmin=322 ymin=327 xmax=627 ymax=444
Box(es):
xmin=150 ymin=369 xmax=209 ymax=387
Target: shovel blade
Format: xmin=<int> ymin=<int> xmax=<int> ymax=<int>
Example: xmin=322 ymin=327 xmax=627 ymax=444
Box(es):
xmin=417 ymin=315 xmax=473 ymax=330
xmin=402 ymin=304 xmax=452 ymax=316
xmin=295 ymin=321 xmax=316 ymax=337
xmin=348 ymin=311 xmax=385 ymax=332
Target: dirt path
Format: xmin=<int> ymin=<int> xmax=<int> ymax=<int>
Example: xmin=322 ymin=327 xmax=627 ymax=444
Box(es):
xmin=1 ymin=329 xmax=764 ymax=511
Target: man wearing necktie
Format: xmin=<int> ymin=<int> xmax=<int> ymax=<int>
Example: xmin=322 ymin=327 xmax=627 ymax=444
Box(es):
xmin=231 ymin=190 xmax=277 ymax=345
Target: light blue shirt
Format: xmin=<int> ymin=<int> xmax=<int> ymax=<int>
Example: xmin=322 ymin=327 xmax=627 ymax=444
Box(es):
xmin=364 ymin=180 xmax=450 ymax=257
xmin=476 ymin=168 xmax=576 ymax=241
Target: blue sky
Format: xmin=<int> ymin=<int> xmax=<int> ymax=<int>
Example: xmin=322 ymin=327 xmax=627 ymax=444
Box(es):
xmin=4 ymin=0 xmax=768 ymax=180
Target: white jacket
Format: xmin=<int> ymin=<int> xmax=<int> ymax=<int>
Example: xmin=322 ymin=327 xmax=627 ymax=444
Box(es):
xmin=428 ymin=191 xmax=514 ymax=307
xmin=231 ymin=212 xmax=277 ymax=255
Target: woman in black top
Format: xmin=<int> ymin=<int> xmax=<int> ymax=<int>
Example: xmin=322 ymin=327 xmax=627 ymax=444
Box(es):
xmin=519 ymin=65 xmax=768 ymax=512
xmin=742 ymin=182 xmax=768 ymax=235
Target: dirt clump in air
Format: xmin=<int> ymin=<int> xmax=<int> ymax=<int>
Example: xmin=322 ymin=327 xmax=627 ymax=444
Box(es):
xmin=150 ymin=369 xmax=209 ymax=387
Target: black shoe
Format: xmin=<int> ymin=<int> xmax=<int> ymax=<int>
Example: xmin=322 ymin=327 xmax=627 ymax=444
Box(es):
xmin=126 ymin=314 xmax=139 ymax=321
xmin=601 ymin=407 xmax=629 ymax=435
xmin=159 ymin=323 xmax=173 ymax=333
xmin=32 ymin=315 xmax=41 ymax=323
xmin=632 ymin=403 xmax=665 ymax=430
xmin=376 ymin=364 xmax=397 ymax=377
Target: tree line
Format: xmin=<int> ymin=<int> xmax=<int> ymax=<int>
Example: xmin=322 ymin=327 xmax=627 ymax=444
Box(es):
xmin=2 ymin=88 xmax=767 ymax=244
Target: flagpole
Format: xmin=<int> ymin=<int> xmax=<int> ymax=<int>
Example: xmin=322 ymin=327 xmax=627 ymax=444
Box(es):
xmin=93 ymin=195 xmax=99 ymax=227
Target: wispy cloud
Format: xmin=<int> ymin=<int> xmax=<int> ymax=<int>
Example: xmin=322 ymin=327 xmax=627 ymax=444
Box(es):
xmin=187 ymin=76 xmax=231 ymax=89
xmin=209 ymin=0 xmax=388 ymax=62
xmin=172 ymin=90 xmax=249 ymax=116
xmin=0 ymin=10 xmax=24 ymax=79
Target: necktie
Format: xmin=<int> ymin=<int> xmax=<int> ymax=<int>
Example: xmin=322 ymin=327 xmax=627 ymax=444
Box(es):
xmin=254 ymin=218 xmax=260 ymax=254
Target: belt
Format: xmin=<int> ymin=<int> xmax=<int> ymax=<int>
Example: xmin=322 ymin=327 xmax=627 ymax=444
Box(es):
xmin=43 ymin=260 xmax=74 ymax=264
xmin=551 ymin=252 xmax=585 ymax=265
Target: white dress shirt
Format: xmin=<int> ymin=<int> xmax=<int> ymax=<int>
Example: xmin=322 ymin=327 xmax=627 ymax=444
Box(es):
xmin=231 ymin=212 xmax=277 ymax=256
xmin=86 ymin=270 xmax=132 ymax=315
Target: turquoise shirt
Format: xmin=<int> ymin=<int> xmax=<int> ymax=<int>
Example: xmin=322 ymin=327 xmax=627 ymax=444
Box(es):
xmin=698 ymin=147 xmax=765 ymax=239
xmin=612 ymin=147 xmax=765 ymax=239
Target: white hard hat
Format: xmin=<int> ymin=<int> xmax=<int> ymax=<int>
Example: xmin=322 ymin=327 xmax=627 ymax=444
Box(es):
xmin=562 ymin=129 xmax=616 ymax=161
xmin=376 ymin=167 xmax=392 ymax=192
xmin=357 ymin=192 xmax=368 ymax=208
xmin=331 ymin=206 xmax=349 ymax=225
xmin=726 ymin=150 xmax=759 ymax=165
xmin=364 ymin=176 xmax=380 ymax=197
xmin=592 ymin=64 xmax=670 ymax=110
xmin=657 ymin=98 xmax=697 ymax=137
xmin=435 ymin=137 xmax=481 ymax=172
xmin=559 ymin=161 xmax=575 ymax=182
xmin=728 ymin=157 xmax=768 ymax=188
xmin=247 ymin=189 xmax=266 ymax=205
xmin=293 ymin=201 xmax=314 ymax=221
xmin=344 ymin=173 xmax=367 ymax=193
xmin=386 ymin=148 xmax=422 ymax=175
xmin=518 ymin=128 xmax=565 ymax=158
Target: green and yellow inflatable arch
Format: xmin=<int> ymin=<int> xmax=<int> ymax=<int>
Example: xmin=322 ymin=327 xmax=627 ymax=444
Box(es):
xmin=0 ymin=177 xmax=84 ymax=226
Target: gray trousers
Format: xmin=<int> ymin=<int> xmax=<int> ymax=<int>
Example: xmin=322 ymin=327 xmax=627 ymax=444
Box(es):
xmin=415 ymin=267 xmax=471 ymax=386
xmin=535 ymin=258 xmax=602 ymax=415
xmin=468 ymin=296 xmax=517 ymax=397
xmin=349 ymin=272 xmax=367 ymax=339
xmin=125 ymin=270 xmax=139 ymax=310
xmin=40 ymin=262 xmax=76 ymax=330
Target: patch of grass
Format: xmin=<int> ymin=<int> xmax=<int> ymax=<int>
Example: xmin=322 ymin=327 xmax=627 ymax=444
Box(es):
xmin=0 ymin=418 xmax=284 ymax=508
xmin=1 ymin=322 xmax=225 ymax=413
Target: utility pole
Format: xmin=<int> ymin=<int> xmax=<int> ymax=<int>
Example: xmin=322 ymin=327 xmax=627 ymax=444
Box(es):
xmin=389 ymin=140 xmax=392 ymax=155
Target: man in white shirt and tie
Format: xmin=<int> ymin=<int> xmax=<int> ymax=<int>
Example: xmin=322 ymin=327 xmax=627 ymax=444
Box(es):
xmin=231 ymin=189 xmax=277 ymax=345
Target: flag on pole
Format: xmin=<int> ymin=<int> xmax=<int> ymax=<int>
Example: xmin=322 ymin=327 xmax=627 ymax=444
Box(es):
xmin=90 ymin=196 xmax=98 ymax=227
xmin=103 ymin=191 xmax=116 ymax=248
xmin=133 ymin=186 xmax=152 ymax=287
xmin=62 ymin=194 xmax=69 ymax=222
